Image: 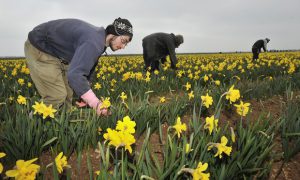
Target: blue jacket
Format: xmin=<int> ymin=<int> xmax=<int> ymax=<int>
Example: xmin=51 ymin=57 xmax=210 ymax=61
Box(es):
xmin=28 ymin=19 xmax=107 ymax=97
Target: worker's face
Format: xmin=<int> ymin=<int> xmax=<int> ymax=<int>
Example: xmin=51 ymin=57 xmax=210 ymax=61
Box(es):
xmin=109 ymin=35 xmax=130 ymax=51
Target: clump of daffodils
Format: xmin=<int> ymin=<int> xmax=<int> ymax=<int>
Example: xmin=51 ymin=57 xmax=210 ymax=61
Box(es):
xmin=103 ymin=115 xmax=136 ymax=153
xmin=32 ymin=101 xmax=57 ymax=119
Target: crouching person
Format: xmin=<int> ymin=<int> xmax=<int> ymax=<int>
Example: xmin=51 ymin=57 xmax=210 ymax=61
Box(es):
xmin=142 ymin=33 xmax=184 ymax=72
xmin=25 ymin=17 xmax=133 ymax=115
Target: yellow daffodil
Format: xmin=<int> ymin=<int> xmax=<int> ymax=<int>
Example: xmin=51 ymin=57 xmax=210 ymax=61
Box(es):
xmin=230 ymin=127 xmax=236 ymax=143
xmin=208 ymin=136 xmax=232 ymax=159
xmin=201 ymin=93 xmax=213 ymax=108
xmin=145 ymin=75 xmax=151 ymax=82
xmin=192 ymin=162 xmax=210 ymax=180
xmin=185 ymin=144 xmax=193 ymax=154
xmin=42 ymin=104 xmax=57 ymax=119
xmin=188 ymin=91 xmax=194 ymax=100
xmin=204 ymin=115 xmax=218 ymax=135
xmin=159 ymin=97 xmax=166 ymax=103
xmin=172 ymin=117 xmax=187 ymax=138
xmin=135 ymin=72 xmax=143 ymax=80
xmin=103 ymin=116 xmax=136 ymax=154
xmin=116 ymin=116 xmax=136 ymax=134
xmin=17 ymin=95 xmax=26 ymax=105
xmin=17 ymin=78 xmax=25 ymax=86
xmin=225 ymin=85 xmax=240 ymax=104
xmin=9 ymin=96 xmax=14 ymax=102
xmin=288 ymin=63 xmax=295 ymax=74
xmin=203 ymin=75 xmax=209 ymax=82
xmin=94 ymin=82 xmax=102 ymax=90
xmin=55 ymin=152 xmax=68 ymax=174
xmin=32 ymin=101 xmax=46 ymax=115
xmin=0 ymin=152 xmax=6 ymax=174
xmin=100 ymin=97 xmax=111 ymax=109
xmin=184 ymin=82 xmax=191 ymax=91
xmin=6 ymin=158 xmax=40 ymax=180
xmin=120 ymin=92 xmax=127 ymax=102
xmin=107 ymin=131 xmax=136 ymax=154
xmin=103 ymin=128 xmax=115 ymax=141
xmin=12 ymin=69 xmax=17 ymax=76
xmin=234 ymin=101 xmax=250 ymax=116
xmin=122 ymin=72 xmax=131 ymax=81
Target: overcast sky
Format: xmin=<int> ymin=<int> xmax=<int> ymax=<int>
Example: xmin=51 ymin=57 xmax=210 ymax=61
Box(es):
xmin=0 ymin=0 xmax=299 ymax=56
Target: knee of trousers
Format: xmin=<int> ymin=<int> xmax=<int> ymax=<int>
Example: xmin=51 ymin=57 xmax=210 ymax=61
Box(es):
xmin=45 ymin=92 xmax=68 ymax=106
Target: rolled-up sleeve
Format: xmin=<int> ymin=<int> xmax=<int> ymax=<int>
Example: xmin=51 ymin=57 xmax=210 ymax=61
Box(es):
xmin=67 ymin=42 xmax=103 ymax=96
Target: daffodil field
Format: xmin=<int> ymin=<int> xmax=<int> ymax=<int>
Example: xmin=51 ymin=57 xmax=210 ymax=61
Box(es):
xmin=0 ymin=52 xmax=300 ymax=179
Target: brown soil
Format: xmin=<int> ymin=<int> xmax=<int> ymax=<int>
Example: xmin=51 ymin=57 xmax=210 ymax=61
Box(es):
xmin=39 ymin=149 xmax=102 ymax=180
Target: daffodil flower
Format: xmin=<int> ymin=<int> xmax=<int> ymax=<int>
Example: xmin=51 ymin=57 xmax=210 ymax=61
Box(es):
xmin=225 ymin=85 xmax=240 ymax=104
xmin=201 ymin=93 xmax=213 ymax=108
xmin=208 ymin=136 xmax=232 ymax=159
xmin=0 ymin=152 xmax=6 ymax=174
xmin=55 ymin=152 xmax=69 ymax=174
xmin=172 ymin=117 xmax=187 ymax=138
xmin=6 ymin=158 xmax=40 ymax=179
xmin=234 ymin=101 xmax=250 ymax=116
xmin=204 ymin=115 xmax=218 ymax=135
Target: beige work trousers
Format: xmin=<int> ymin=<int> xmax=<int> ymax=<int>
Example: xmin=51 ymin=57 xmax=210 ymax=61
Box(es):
xmin=24 ymin=39 xmax=73 ymax=110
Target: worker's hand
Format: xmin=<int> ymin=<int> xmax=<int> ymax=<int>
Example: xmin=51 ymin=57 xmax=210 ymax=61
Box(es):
xmin=81 ymin=89 xmax=111 ymax=116
xmin=76 ymin=100 xmax=88 ymax=107
xmin=96 ymin=101 xmax=112 ymax=116
xmin=97 ymin=108 xmax=111 ymax=116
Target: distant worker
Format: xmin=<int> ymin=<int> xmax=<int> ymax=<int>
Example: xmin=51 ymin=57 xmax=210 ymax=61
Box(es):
xmin=142 ymin=33 xmax=184 ymax=71
xmin=252 ymin=38 xmax=270 ymax=60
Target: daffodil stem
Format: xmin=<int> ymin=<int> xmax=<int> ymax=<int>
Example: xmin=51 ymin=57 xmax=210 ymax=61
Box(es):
xmin=198 ymin=102 xmax=203 ymax=121
xmin=215 ymin=92 xmax=227 ymax=115
xmin=122 ymin=148 xmax=125 ymax=180
xmin=197 ymin=102 xmax=203 ymax=131
xmin=114 ymin=147 xmax=118 ymax=176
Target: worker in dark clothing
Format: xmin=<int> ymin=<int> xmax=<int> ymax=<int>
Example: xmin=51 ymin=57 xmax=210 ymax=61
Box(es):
xmin=25 ymin=18 xmax=133 ymax=116
xmin=252 ymin=38 xmax=270 ymax=60
xmin=142 ymin=33 xmax=184 ymax=71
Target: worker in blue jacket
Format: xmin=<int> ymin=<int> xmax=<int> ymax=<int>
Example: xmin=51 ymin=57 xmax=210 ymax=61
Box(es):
xmin=25 ymin=17 xmax=133 ymax=115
